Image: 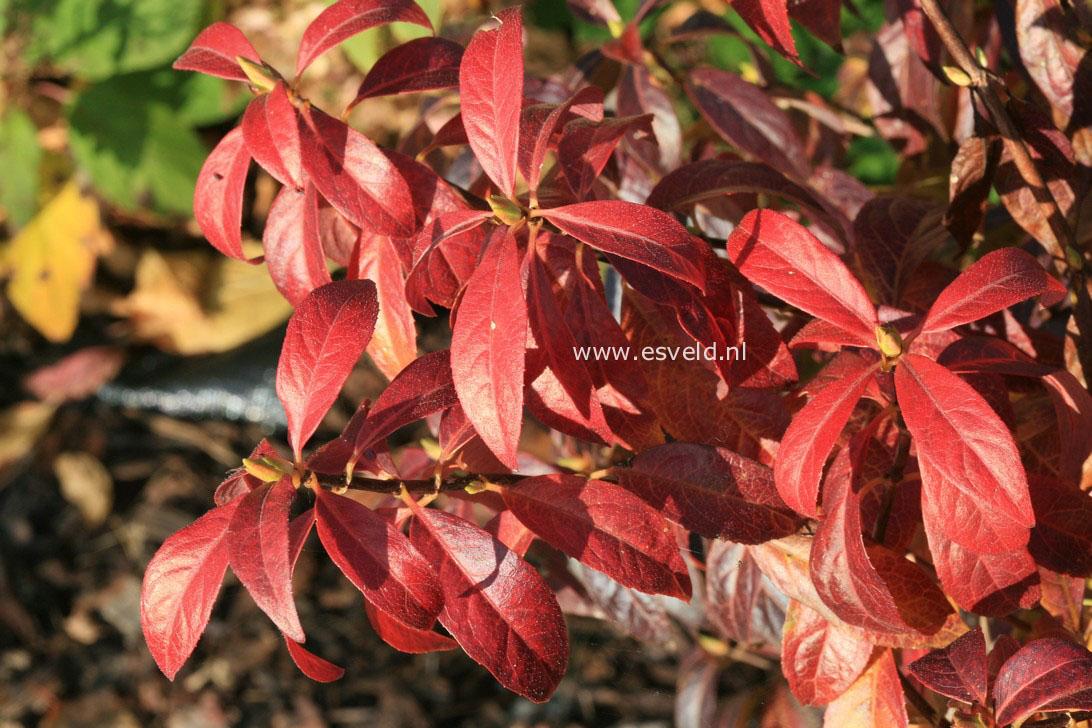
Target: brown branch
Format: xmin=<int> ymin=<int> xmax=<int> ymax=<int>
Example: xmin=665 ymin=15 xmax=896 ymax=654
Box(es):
xmin=917 ymin=0 xmax=1075 ymax=264
xmin=313 ymin=472 xmax=540 ymax=494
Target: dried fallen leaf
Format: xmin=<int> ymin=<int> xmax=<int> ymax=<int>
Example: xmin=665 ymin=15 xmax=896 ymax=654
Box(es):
xmin=54 ymin=451 xmax=114 ymax=527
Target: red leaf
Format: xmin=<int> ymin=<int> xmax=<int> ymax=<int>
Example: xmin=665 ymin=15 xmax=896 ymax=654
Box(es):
xmin=459 ymin=7 xmax=523 ymax=196
xmin=405 ymin=209 xmax=491 ymax=315
xmin=502 ymin=475 xmax=691 ymax=599
xmin=726 ymin=210 xmax=878 ymax=345
xmin=774 ymin=352 xmax=876 ymax=518
xmin=350 ymin=37 xmax=463 ymax=107
xmin=685 ymin=68 xmax=810 ymax=178
xmin=364 ymin=600 xmax=458 ymax=653
xmin=173 ymin=22 xmax=261 ymax=81
xmin=616 ymin=64 xmax=682 ymax=172
xmin=789 ymin=0 xmax=842 ymax=50
xmin=350 ymin=348 xmax=458 ymax=462
xmin=284 ymin=636 xmax=345 ymax=682
xmin=907 ymin=628 xmax=988 ymax=705
xmin=525 ymin=245 xmax=612 ymax=445
xmin=920 ymin=248 xmax=1066 ymax=334
xmin=994 ymin=638 xmax=1092 ymax=726
xmin=141 ymin=500 xmax=238 ymax=680
xmin=352 ymin=233 xmax=417 ymax=380
xmin=228 ymin=476 xmax=304 ymax=642
xmin=483 ymin=509 xmax=535 ymax=557
xmin=296 ymin=0 xmax=432 ymax=75
xmin=518 ymin=87 xmax=605 ymax=194
xmin=297 ymin=106 xmax=415 ymax=237
xmin=811 ymin=431 xmax=952 ymax=634
xmin=781 ymin=600 xmax=873 ymax=705
xmin=450 ymin=228 xmax=526 ymax=469
xmin=263 ymin=183 xmax=332 ymax=305
xmin=277 ymin=279 xmax=379 ymax=459
xmin=704 ymin=541 xmax=786 ymax=645
xmin=1028 ymin=475 xmax=1092 ymax=577
xmin=923 ymin=514 xmax=1041 ymax=616
xmin=730 ymin=0 xmax=802 ymax=65
xmin=618 ymin=442 xmax=799 ymax=543
xmin=541 ymin=201 xmax=706 ymax=290
xmin=851 ymin=197 xmax=945 ymax=306
xmin=194 ymin=127 xmax=254 ymax=263
xmin=314 ymin=489 xmax=443 ymax=629
xmin=647 ymin=159 xmax=847 ymax=242
xmin=557 ymin=114 xmax=654 ymax=198
xmin=242 ymin=82 xmax=303 ymax=189
xmin=823 ymin=649 xmax=909 ymax=727
xmin=895 ymin=354 xmax=1034 ymax=554
xmin=409 ymin=507 xmax=569 ymax=702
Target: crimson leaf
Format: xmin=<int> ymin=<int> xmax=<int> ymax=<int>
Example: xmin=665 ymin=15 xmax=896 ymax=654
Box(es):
xmin=895 ymin=354 xmax=1034 ymax=554
xmin=173 ymin=22 xmax=262 ymax=81
xmin=296 ymin=0 xmax=432 ymax=76
xmin=450 ymin=228 xmax=527 ymax=469
xmin=314 ymin=489 xmax=443 ymax=630
xmin=907 ymin=628 xmax=988 ymax=705
xmin=459 ymin=7 xmax=524 ymax=196
xmin=351 ymin=37 xmax=463 ymax=107
xmin=502 ymin=475 xmax=691 ymax=599
xmin=993 ymin=638 xmax=1092 ymax=726
xmin=277 ymin=279 xmax=379 ymax=460
xmin=242 ymin=82 xmax=303 ymax=189
xmin=141 ymin=500 xmax=238 ymax=680
xmin=781 ymin=599 xmax=873 ymax=705
xmin=409 ymin=507 xmax=569 ymax=702
xmin=194 ymin=127 xmax=254 ymax=264
xmin=263 ymin=183 xmax=332 ymax=305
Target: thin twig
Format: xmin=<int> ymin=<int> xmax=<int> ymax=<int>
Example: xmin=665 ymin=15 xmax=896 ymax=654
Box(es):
xmin=313 ymin=472 xmax=540 ymax=494
xmin=917 ymin=0 xmax=1075 ymax=264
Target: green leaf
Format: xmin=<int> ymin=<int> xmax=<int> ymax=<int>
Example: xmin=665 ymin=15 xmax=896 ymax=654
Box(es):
xmin=67 ymin=69 xmax=242 ymax=215
xmin=0 ymin=109 xmax=42 ymax=229
xmin=25 ymin=0 xmax=203 ymax=80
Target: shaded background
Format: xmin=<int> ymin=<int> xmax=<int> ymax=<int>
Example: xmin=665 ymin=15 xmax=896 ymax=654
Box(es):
xmin=0 ymin=0 xmax=899 ymax=724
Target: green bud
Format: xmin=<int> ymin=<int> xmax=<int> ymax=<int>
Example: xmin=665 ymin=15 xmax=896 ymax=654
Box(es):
xmin=488 ymin=195 xmax=524 ymax=226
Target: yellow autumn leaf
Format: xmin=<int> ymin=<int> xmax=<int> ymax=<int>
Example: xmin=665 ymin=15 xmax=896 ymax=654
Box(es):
xmin=2 ymin=183 xmax=111 ymax=341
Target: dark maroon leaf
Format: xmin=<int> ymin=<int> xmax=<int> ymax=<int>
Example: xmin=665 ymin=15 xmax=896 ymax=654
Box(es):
xmin=994 ymin=638 xmax=1092 ymax=726
xmin=351 ymin=37 xmax=463 ymax=107
xmin=907 ymin=628 xmax=988 ymax=705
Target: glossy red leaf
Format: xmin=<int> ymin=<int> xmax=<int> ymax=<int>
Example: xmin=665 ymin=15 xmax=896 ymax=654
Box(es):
xmin=502 ymin=475 xmax=691 ymax=598
xmin=409 ymin=507 xmax=569 ymax=702
xmin=518 ymin=86 xmax=605 ymax=194
xmin=647 ymin=159 xmax=846 ymax=241
xmin=1028 ymin=474 xmax=1092 ymax=577
xmin=685 ymin=68 xmax=810 ymax=179
xmin=350 ymin=37 xmax=462 ymax=107
xmin=525 ymin=244 xmax=612 ymax=444
xmin=194 ymin=127 xmax=254 ymax=264
xmin=227 ymin=476 xmax=304 ymax=642
xmin=350 ymin=348 xmax=457 ymax=462
xmin=141 ymin=500 xmax=239 ymax=680
xmin=314 ymin=489 xmax=442 ymax=629
xmin=906 ymin=628 xmax=988 ymax=705
xmin=895 ymin=354 xmax=1034 ymax=554
xmin=483 ymin=509 xmax=535 ymax=557
xmin=241 ymin=82 xmax=303 ymax=189
xmin=297 ymin=106 xmax=415 ymax=237
xmin=557 ymin=114 xmax=653 ymax=198
xmin=263 ymin=182 xmax=332 ymax=306
xmin=364 ymin=600 xmax=458 ymax=654
xmin=781 ymin=600 xmax=873 ymax=706
xmin=923 ymin=513 xmax=1041 ymax=616
xmin=731 ymin=0 xmax=802 ymax=65
xmin=993 ymin=638 xmax=1092 ymax=726
xmin=450 ymin=228 xmax=526 ymax=469
xmin=284 ymin=636 xmax=345 ymax=682
xmin=618 ymin=442 xmax=799 ymax=543
xmin=541 ymin=201 xmax=706 ymax=290
xmin=277 ymin=279 xmax=379 ymax=459
xmin=296 ymin=0 xmax=432 ymax=75
xmin=459 ymin=7 xmax=523 ymax=196
xmin=774 ymin=352 xmax=876 ymax=518
xmin=823 ymin=649 xmax=909 ymax=728
xmin=726 ymin=210 xmax=878 ymax=345
xmin=920 ymin=248 xmax=1066 ymax=334
xmin=352 ymin=233 xmax=417 ymax=380
xmin=173 ymin=22 xmax=261 ymax=81
xmin=405 ymin=209 xmax=491 ymax=315
xmin=811 ymin=433 xmax=952 ymax=634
